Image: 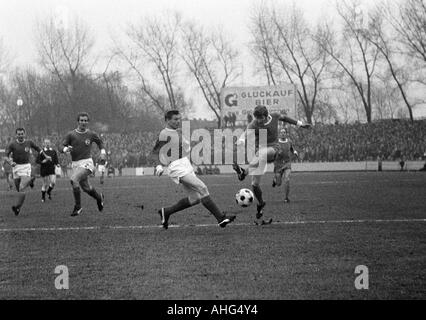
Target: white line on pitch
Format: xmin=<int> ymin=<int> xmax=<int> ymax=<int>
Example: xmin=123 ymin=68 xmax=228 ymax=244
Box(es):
xmin=0 ymin=218 xmax=425 ymax=233
xmin=0 ymin=178 xmax=421 ymax=195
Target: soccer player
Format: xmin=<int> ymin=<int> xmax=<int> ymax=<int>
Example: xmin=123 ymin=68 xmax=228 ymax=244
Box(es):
xmin=36 ymin=138 xmax=59 ymax=202
xmin=152 ymin=110 xmax=236 ymax=229
xmin=232 ymin=105 xmax=310 ymax=223
xmin=61 ymin=112 xmax=105 ymax=216
xmin=272 ymin=128 xmax=299 ymax=203
xmin=2 ymin=157 xmax=14 ymax=191
xmin=3 ymin=128 xmax=52 ymax=215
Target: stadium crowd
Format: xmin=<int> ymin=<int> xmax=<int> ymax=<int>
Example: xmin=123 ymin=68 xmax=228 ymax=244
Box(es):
xmin=287 ymin=119 xmax=426 ymax=162
xmin=1 ymin=119 xmax=425 ymax=175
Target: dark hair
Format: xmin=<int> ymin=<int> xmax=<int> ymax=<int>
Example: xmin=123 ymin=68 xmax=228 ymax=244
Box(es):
xmin=77 ymin=112 xmax=90 ymax=121
xmin=253 ymin=105 xmax=268 ymax=118
xmin=15 ymin=127 xmax=25 ymax=134
xmin=165 ymin=110 xmax=180 ymax=121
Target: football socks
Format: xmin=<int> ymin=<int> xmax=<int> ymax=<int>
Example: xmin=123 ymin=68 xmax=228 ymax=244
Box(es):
xmin=201 ymin=196 xmax=225 ymax=222
xmin=164 ymin=197 xmax=192 ymax=216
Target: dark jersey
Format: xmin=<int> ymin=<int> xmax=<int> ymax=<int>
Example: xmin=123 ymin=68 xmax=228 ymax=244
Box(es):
xmin=36 ymin=148 xmax=59 ymax=177
xmin=275 ymin=139 xmax=295 ymax=163
xmin=274 ymin=139 xmax=295 ymax=172
xmin=5 ymin=140 xmax=41 ymax=165
xmin=247 ymin=113 xmax=298 ymax=147
xmin=152 ymin=128 xmax=190 ymax=166
xmin=62 ymin=129 xmax=104 ymax=162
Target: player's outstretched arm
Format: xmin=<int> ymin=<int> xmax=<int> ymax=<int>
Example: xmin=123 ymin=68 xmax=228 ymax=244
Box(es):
xmin=279 ymin=115 xmax=311 ymax=129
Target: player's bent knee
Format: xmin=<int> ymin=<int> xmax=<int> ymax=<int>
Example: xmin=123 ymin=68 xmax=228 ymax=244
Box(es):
xmin=251 ymin=177 xmax=261 ymax=187
xmin=70 ymin=180 xmax=80 ymax=189
xmin=80 ymin=183 xmax=91 ymax=193
xmin=189 ymin=196 xmax=201 ymax=205
xmin=197 ymin=185 xmax=209 ymax=198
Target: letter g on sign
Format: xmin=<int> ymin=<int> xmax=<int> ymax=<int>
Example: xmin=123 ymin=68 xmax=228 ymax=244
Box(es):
xmin=224 ymin=94 xmax=237 ymax=107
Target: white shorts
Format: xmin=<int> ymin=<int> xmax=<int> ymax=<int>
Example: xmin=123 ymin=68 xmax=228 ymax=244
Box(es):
xmin=167 ymin=157 xmax=194 ymax=184
xmin=72 ymin=158 xmax=95 ymax=173
xmin=13 ymin=163 xmax=31 ymax=179
xmin=98 ymin=165 xmax=106 ymax=173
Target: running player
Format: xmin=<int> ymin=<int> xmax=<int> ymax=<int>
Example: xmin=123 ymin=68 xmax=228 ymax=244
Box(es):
xmin=272 ymin=128 xmax=299 ymax=203
xmin=153 ymin=110 xmax=236 ymax=229
xmin=36 ymin=138 xmax=59 ymax=202
xmin=3 ymin=128 xmax=52 ymax=215
xmin=232 ymin=105 xmax=310 ymax=223
xmin=61 ymin=112 xmax=105 ymax=216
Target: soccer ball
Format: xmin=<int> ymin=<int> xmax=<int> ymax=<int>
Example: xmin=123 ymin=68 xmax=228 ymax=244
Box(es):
xmin=235 ymin=188 xmax=254 ymax=207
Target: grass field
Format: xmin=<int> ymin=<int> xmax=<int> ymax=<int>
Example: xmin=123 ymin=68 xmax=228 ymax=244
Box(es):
xmin=0 ymin=171 xmax=425 ymax=300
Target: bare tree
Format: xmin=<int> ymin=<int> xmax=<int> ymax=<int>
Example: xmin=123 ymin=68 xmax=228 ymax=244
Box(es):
xmin=0 ymin=37 xmax=11 ymax=75
xmin=117 ymin=11 xmax=187 ymax=114
xmin=0 ymin=78 xmax=16 ymax=133
xmin=180 ymin=21 xmax=240 ymax=127
xmin=371 ymin=75 xmax=401 ymax=120
xmin=250 ymin=3 xmax=333 ymax=123
xmin=10 ymin=68 xmax=55 ymax=135
xmin=361 ymin=4 xmax=415 ymax=121
xmin=389 ymin=0 xmax=426 ymax=64
xmin=249 ymin=4 xmax=277 ymax=86
xmin=312 ymin=92 xmax=339 ymax=124
xmin=317 ymin=0 xmax=381 ymax=123
xmin=35 ymin=14 xmax=95 ymax=114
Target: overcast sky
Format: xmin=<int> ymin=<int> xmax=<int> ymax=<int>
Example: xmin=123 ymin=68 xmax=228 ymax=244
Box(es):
xmin=0 ymin=0 xmax=376 ymax=118
xmin=0 ymin=0 xmax=341 ymax=66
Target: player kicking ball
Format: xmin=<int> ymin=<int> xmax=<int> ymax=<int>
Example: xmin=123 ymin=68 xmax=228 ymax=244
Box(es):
xmin=61 ymin=112 xmax=105 ymax=216
xmin=3 ymin=128 xmax=52 ymax=215
xmin=152 ymin=110 xmax=236 ymax=229
xmin=232 ymin=105 xmax=310 ymax=224
xmin=272 ymin=128 xmax=299 ymax=203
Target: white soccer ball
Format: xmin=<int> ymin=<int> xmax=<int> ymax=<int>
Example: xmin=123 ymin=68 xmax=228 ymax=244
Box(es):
xmin=235 ymin=188 xmax=255 ymax=207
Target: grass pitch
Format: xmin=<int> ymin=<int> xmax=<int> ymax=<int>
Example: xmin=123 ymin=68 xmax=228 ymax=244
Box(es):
xmin=0 ymin=171 xmax=425 ymax=299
